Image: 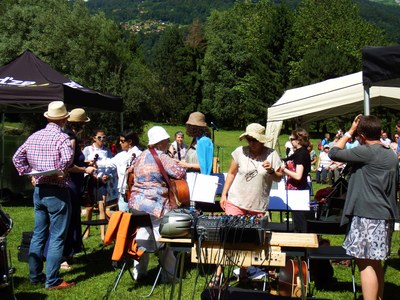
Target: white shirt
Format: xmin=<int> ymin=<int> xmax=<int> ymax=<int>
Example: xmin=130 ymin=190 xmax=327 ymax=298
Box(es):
xmin=96 ymin=146 xmax=142 ymax=193
xmin=285 ymin=141 xmax=294 ymax=157
xmin=380 ymin=137 xmax=391 ymax=146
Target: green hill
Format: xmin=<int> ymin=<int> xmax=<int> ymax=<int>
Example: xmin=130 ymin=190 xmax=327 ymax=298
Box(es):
xmin=84 ymin=0 xmax=400 ymax=43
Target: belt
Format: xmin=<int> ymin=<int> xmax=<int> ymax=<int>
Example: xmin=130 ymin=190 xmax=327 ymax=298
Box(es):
xmin=36 ymin=184 xmax=65 ymax=189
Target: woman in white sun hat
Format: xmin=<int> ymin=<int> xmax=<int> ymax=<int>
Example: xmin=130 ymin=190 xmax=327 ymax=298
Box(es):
xmin=128 ymin=126 xmax=186 ymax=282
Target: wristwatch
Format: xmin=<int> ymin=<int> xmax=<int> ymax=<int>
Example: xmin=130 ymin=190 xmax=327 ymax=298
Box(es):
xmin=268 ymin=168 xmax=275 ymax=174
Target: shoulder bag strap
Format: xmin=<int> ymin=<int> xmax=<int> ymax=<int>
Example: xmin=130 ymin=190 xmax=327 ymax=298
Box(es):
xmin=148 ymin=148 xmax=180 ymax=211
xmin=148 ymin=148 xmax=171 ymax=188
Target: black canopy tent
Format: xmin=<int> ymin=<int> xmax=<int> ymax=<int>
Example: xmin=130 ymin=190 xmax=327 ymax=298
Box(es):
xmin=0 ymin=50 xmax=123 ymax=192
xmin=0 ymin=49 xmax=123 ymax=113
xmin=362 ymin=45 xmax=400 ymax=114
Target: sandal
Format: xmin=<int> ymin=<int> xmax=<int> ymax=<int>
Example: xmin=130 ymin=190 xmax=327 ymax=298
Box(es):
xmin=208 ymin=274 xmax=221 ymax=288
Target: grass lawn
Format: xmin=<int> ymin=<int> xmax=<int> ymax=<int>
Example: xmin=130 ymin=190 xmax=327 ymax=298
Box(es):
xmin=1 ymin=123 xmax=399 ymax=299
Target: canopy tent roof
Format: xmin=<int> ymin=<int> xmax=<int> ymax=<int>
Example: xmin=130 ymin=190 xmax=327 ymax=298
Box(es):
xmin=363 ymin=45 xmax=400 ymax=88
xmin=0 ymin=50 xmax=123 ymax=113
xmin=266 ymin=71 xmax=400 ymax=147
xmin=267 ymin=72 xmax=400 ymax=123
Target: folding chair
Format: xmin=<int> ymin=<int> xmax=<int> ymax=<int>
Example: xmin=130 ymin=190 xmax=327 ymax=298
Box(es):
xmin=80 ymin=194 xmax=109 ymax=258
xmin=319 ymin=177 xmax=347 ymax=220
xmin=306 ymin=220 xmax=356 ymax=299
xmin=108 ymin=210 xmax=163 ymax=298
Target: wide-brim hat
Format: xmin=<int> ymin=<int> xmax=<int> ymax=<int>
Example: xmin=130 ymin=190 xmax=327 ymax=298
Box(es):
xmin=239 ymin=123 xmax=270 ymax=144
xmin=186 ymin=112 xmax=207 ymax=127
xmin=68 ymin=108 xmax=90 ymax=123
xmin=43 ymin=101 xmax=69 ymax=120
xmin=148 ymin=126 xmax=170 ymax=145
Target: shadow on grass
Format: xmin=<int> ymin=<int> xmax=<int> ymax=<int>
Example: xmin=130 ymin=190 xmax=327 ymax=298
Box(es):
xmin=13 ymin=292 xmax=48 ymax=300
xmin=310 ymin=279 xmax=359 ymax=296
xmin=65 ymin=246 xmax=115 ymax=282
xmin=384 ymin=282 xmax=400 ymax=300
xmin=11 ymin=246 xmax=115 ymax=297
xmin=385 ymin=257 xmax=400 ymax=271
xmin=0 ymin=192 xmax=33 ymax=207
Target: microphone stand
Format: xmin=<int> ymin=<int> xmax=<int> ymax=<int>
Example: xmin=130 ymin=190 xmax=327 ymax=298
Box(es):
xmin=210 ymin=121 xmax=218 ymax=145
xmin=282 ymin=173 xmax=290 ymax=232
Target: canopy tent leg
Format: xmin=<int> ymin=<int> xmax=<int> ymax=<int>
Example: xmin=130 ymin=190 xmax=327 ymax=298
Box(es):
xmin=120 ymin=112 xmax=124 ymax=132
xmin=363 ymin=85 xmax=370 ymax=116
xmin=1 ymin=112 xmax=4 ymax=196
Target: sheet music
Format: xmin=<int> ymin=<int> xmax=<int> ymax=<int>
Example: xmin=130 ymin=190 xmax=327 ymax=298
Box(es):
xmin=269 ymin=189 xmax=310 ymax=211
xmin=26 ymin=169 xmax=63 ymax=176
xmin=186 ymin=173 xmax=219 ymax=203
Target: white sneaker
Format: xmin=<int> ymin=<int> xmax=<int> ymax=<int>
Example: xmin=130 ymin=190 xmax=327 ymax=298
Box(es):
xmin=132 ymin=267 xmax=147 ymax=281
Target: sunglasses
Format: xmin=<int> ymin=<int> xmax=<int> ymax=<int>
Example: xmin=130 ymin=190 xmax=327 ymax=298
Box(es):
xmin=119 ymin=139 xmax=126 ymax=143
xmin=289 ymin=137 xmax=297 ymax=141
xmin=96 ymin=136 xmax=106 ymax=141
xmin=246 ymin=137 xmax=257 ymax=143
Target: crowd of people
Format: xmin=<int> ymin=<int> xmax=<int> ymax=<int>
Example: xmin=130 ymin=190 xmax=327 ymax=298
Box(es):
xmin=12 ymin=102 xmax=398 ymax=299
xmin=11 ymin=104 xmax=216 ymax=289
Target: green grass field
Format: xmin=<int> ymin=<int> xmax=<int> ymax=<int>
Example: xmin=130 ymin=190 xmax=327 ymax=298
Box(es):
xmin=1 ymin=123 xmax=399 ymax=299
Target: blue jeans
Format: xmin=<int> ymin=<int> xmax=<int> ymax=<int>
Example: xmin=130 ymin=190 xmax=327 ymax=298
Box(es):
xmin=29 ymin=185 xmax=71 ymax=288
xmin=316 ymin=168 xmax=331 ymax=183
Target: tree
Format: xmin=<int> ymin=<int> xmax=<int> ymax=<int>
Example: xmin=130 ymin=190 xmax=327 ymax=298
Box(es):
xmin=287 ymin=0 xmax=388 ymax=87
xmin=0 ymin=0 xmax=148 ymax=136
xmin=183 ymin=19 xmax=207 ymax=116
xmin=202 ymin=0 xmax=287 ymax=128
xmin=149 ymin=22 xmax=206 ymax=124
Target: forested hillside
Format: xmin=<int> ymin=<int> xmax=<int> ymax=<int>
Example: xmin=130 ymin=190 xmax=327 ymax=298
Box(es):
xmin=85 ymin=0 xmax=400 ymax=43
xmin=85 ymin=0 xmax=237 ymax=23
xmin=1 ymin=0 xmax=398 ymax=135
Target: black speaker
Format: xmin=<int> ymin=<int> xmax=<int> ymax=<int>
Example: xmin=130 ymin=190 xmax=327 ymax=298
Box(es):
xmin=17 ymin=231 xmax=33 ymax=263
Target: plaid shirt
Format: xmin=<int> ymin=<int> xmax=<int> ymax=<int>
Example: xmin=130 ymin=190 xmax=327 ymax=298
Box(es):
xmin=13 ymin=122 xmax=73 ymax=187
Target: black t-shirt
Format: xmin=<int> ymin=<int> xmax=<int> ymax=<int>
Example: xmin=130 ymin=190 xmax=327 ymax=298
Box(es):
xmin=286 ymin=147 xmax=311 ymax=190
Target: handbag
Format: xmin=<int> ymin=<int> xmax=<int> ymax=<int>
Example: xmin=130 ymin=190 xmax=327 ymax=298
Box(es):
xmin=148 ymin=148 xmax=190 ymax=208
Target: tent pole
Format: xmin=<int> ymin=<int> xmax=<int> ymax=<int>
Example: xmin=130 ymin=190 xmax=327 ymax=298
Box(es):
xmin=1 ymin=112 xmax=4 ymax=195
xmin=120 ymin=112 xmax=124 ymax=132
xmin=363 ymin=85 xmax=370 ymax=116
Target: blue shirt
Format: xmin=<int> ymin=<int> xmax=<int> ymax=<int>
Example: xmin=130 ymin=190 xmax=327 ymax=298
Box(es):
xmin=196 ymin=136 xmax=214 ymax=175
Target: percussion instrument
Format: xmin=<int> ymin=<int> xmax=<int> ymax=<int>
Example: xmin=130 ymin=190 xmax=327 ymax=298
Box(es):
xmin=0 ymin=206 xmax=12 ymax=237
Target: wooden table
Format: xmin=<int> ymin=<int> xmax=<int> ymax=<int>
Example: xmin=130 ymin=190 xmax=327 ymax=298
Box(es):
xmin=159 ymin=232 xmax=318 ymax=300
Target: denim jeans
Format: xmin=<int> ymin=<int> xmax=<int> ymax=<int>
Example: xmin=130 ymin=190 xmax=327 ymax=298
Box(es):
xmin=316 ymin=168 xmax=331 ymax=183
xmin=29 ymin=185 xmax=71 ymax=288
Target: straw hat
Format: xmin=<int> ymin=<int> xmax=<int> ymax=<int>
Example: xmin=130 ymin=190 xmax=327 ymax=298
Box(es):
xmin=43 ymin=101 xmax=69 ymax=120
xmin=239 ymin=123 xmax=270 ymax=144
xmin=68 ymin=108 xmax=90 ymax=123
xmin=148 ymin=126 xmax=170 ymax=145
xmin=186 ymin=112 xmax=207 ymax=127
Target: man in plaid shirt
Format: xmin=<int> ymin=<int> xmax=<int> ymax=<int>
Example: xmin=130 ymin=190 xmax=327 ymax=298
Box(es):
xmin=13 ymin=101 xmax=74 ymax=290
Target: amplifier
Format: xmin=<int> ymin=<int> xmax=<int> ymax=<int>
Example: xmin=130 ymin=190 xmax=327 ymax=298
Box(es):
xmin=192 ymin=214 xmax=268 ymax=245
xmin=159 ymin=208 xmax=200 ymax=238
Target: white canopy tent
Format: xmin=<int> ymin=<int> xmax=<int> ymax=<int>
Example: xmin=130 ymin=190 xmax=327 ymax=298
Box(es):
xmin=266 ymin=71 xmax=400 ymax=148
